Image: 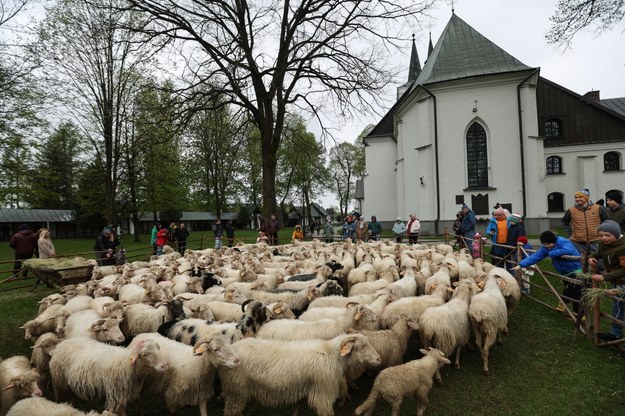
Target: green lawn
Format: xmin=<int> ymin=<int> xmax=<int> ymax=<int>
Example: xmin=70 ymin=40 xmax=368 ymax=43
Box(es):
xmin=0 ymin=237 xmax=623 ymax=415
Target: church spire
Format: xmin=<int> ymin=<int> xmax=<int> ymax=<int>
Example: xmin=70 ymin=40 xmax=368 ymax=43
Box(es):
xmin=408 ymin=34 xmax=421 ymax=83
xmin=427 ymin=32 xmax=434 ymax=59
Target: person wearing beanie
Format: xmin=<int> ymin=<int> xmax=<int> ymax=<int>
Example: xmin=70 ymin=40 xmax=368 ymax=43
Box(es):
xmin=561 ymin=188 xmax=608 ymax=255
xmin=512 ymin=231 xmax=582 ymax=311
xmin=9 ymin=224 xmax=38 ymax=278
xmin=588 ymin=220 xmax=625 ymax=341
xmin=459 ymin=204 xmax=476 ymax=246
xmin=605 ymin=190 xmax=625 ymax=234
xmin=503 ymin=213 xmax=526 ymax=272
xmin=392 ymin=217 xmax=407 ymax=243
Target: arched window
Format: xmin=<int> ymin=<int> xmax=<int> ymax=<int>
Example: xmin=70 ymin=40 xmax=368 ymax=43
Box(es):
xmin=547 ymin=192 xmax=565 ymax=212
xmin=604 ymin=152 xmax=621 ymax=171
xmin=544 ymin=119 xmax=563 ymax=138
xmin=546 ymin=156 xmax=563 ymax=174
xmin=466 ymin=122 xmax=488 ymax=187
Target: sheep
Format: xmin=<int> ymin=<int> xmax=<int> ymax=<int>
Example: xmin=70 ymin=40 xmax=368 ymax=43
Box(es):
xmin=21 ymin=304 xmax=64 ymax=340
xmin=380 ymin=283 xmax=450 ymax=329
xmin=205 ymin=301 xmax=245 ymax=322
xmin=63 ymin=309 xmax=125 ymax=344
xmin=418 ymin=278 xmax=479 ymax=372
xmin=218 ymin=333 xmax=381 ymax=416
xmin=134 ymin=333 xmax=239 ymax=416
xmin=49 ymin=337 xmax=168 ymax=416
xmin=348 ymin=279 xmax=390 ymax=297
xmin=171 ymin=275 xmax=204 ymax=296
xmin=387 ymin=269 xmax=417 ymax=298
xmin=241 ymin=285 xmax=320 ymax=316
xmin=469 ymin=274 xmax=508 ymax=374
xmin=346 ymin=263 xmax=378 ymax=289
xmin=266 ymin=301 xmax=297 ymax=320
xmin=29 ymin=332 xmax=59 ymax=395
xmin=118 ymin=283 xmax=168 ymax=305
xmin=53 ymin=295 xmax=94 ymax=334
xmin=487 ymin=267 xmax=522 ymax=321
xmin=298 ymin=303 xmax=379 ymax=331
xmin=355 ymin=348 xmax=451 ymax=416
xmin=0 ymin=356 xmax=42 ymax=416
xmin=121 ymin=299 xmax=186 ymax=337
xmin=256 ymin=303 xmax=370 ymax=341
xmin=424 ymin=263 xmax=451 ymax=294
xmin=5 ymin=397 xmax=116 ymax=416
xmin=37 ymin=294 xmax=66 ymax=315
xmin=90 ymin=297 xmax=125 ymax=320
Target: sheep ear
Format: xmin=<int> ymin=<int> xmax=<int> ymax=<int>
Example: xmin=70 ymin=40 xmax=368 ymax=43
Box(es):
xmin=89 ymin=319 xmax=107 ymax=333
xmin=439 ymin=357 xmax=452 ymax=365
xmin=272 ymin=303 xmax=283 ymax=314
xmin=193 ymin=342 xmax=208 ymax=356
xmin=339 ymin=339 xmax=355 ymax=356
xmin=498 ymin=279 xmax=507 ymax=290
xmin=129 ymin=340 xmax=146 ymax=365
xmin=419 ymin=348 xmax=429 ymax=355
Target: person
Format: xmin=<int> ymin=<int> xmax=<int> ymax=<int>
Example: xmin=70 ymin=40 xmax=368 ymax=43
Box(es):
xmin=94 ymin=228 xmax=120 ymax=266
xmin=471 ymin=232 xmax=487 ymax=259
xmin=453 ymin=209 xmax=465 ymax=247
xmin=485 ymin=207 xmax=508 ymax=267
xmin=459 ymin=204 xmax=477 ymax=247
xmin=355 ymin=216 xmax=368 ymax=241
xmin=493 ymin=202 xmax=510 ymax=218
xmin=309 ymin=220 xmax=315 ymax=237
xmin=342 ymin=215 xmax=356 ymax=241
xmin=154 ymin=224 xmax=169 ymax=256
xmin=515 ymin=236 xmax=533 ymax=294
xmin=292 ymin=225 xmax=304 ymax=243
xmin=512 ymin=231 xmax=582 ymax=311
xmin=213 ymin=218 xmax=223 ymax=249
xmin=392 ymin=217 xmax=406 ymax=243
xmin=150 ymin=222 xmax=159 ymax=255
xmin=561 ymin=188 xmax=607 ymax=261
xmin=168 ymin=222 xmax=178 ymax=251
xmin=504 ymin=213 xmax=526 ymax=271
xmin=225 ymin=220 xmax=235 ymax=247
xmin=266 ymin=214 xmax=280 ymax=246
xmin=588 ymin=220 xmax=625 ymax=341
xmin=605 ymin=190 xmax=625 ymax=233
xmin=37 ymin=228 xmax=56 ymax=259
xmin=367 ymin=215 xmax=382 ymax=241
xmin=406 ymin=213 xmax=420 ymax=244
xmin=256 ymin=231 xmax=269 ymax=244
xmin=323 ymin=218 xmax=335 ymax=243
xmin=176 ymin=223 xmax=190 ymax=254
xmin=9 ymin=224 xmax=38 ymax=277
xmin=315 ymin=218 xmax=321 ymax=235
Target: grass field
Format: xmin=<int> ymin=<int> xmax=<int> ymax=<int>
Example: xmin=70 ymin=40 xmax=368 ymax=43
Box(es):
xmin=0 ymin=235 xmax=624 ymax=415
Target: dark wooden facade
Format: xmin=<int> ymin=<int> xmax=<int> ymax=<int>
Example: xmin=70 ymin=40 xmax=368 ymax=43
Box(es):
xmin=537 ymin=77 xmax=625 ymax=148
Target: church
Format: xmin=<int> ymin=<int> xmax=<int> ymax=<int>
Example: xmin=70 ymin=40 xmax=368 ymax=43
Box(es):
xmin=359 ymin=13 xmax=625 ymax=234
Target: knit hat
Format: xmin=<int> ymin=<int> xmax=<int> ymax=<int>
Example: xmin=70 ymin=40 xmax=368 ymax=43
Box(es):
xmin=517 ymin=236 xmax=528 ymax=245
xmin=597 ymin=220 xmax=621 ymax=239
xmin=396 ymin=217 xmax=401 ymax=221
xmin=605 ymin=190 xmax=623 ymax=205
xmin=508 ymin=213 xmax=523 ymax=224
xmin=540 ymin=231 xmax=557 ymax=244
xmin=494 ymin=207 xmax=505 ymax=216
xmin=461 ymin=204 xmax=469 ymax=210
xmin=574 ymin=189 xmax=590 ymax=202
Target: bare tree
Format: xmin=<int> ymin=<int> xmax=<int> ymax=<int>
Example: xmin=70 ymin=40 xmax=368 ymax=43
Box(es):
xmin=121 ymin=0 xmax=437 ymax=219
xmin=328 ymin=140 xmax=365 ymax=218
xmin=547 ymin=0 xmax=625 ymax=47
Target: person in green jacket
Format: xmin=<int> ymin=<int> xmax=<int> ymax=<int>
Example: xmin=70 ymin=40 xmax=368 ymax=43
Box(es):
xmin=323 ymin=218 xmax=335 ymax=243
xmin=367 ymin=215 xmax=382 ymax=241
xmin=605 ymin=190 xmax=625 ymax=234
xmin=150 ymin=223 xmax=159 ymax=255
xmin=588 ymin=220 xmax=625 ymax=341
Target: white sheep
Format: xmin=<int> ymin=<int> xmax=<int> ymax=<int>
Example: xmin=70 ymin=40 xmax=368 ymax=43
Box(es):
xmin=355 ymin=347 xmax=451 ymax=416
xmin=218 ymin=333 xmax=381 ymax=416
xmin=387 ymin=269 xmax=417 ymax=298
xmin=5 ymin=397 xmax=116 ymax=416
xmin=36 ymin=293 xmax=66 ymax=315
xmin=134 ymin=333 xmax=239 ymax=416
xmin=53 ymin=295 xmax=94 ymax=334
xmin=298 ymin=304 xmax=379 ymax=331
xmin=49 ymin=337 xmax=168 ymax=416
xmin=380 ymin=283 xmax=450 ymax=329
xmin=121 ymin=300 xmax=186 ymax=337
xmin=469 ymin=274 xmax=508 ymax=374
xmin=347 ymin=263 xmax=378 ymax=289
xmin=424 ymin=263 xmax=451 ymax=295
xmin=487 ymin=267 xmax=521 ymax=321
xmin=63 ymin=309 xmax=125 ymax=344
xmin=21 ymin=304 xmax=64 ymax=341
xmin=0 ymin=355 xmax=42 ymax=416
xmin=171 ymin=275 xmax=204 ymax=296
xmin=118 ymin=283 xmax=168 ymax=305
xmin=29 ymin=332 xmax=59 ymax=395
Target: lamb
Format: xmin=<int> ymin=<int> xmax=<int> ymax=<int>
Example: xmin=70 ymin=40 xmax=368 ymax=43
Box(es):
xmin=29 ymin=332 xmax=59 ymax=395
xmin=380 ymin=283 xmax=450 ymax=329
xmin=487 ymin=267 xmax=522 ymax=321
xmin=418 ymin=278 xmax=479 ymax=372
xmin=21 ymin=304 xmax=64 ymax=340
xmin=424 ymin=264 xmax=451 ymax=294
xmin=386 ymin=269 xmax=417 ymax=298
xmin=134 ymin=333 xmax=239 ymax=416
xmin=205 ymin=301 xmax=245 ymax=322
xmin=469 ymin=274 xmax=508 ymax=374
xmin=298 ymin=303 xmax=379 ymax=331
xmin=0 ymin=355 xmax=42 ymax=416
xmin=171 ymin=275 xmax=204 ymax=296
xmin=49 ymin=337 xmax=168 ymax=416
xmin=355 ymin=348 xmax=451 ymax=416
xmin=5 ymin=397 xmax=116 ymax=416
xmin=90 ymin=297 xmax=125 ymax=320
xmin=117 ymin=283 xmax=168 ymax=305
xmin=241 ymin=285 xmax=320 ymax=316
xmin=63 ymin=309 xmax=125 ymax=344
xmin=218 ymin=333 xmax=381 ymax=416
xmin=37 ymin=293 xmax=66 ymax=315
xmin=346 ymin=263 xmax=378 ymax=289
xmin=121 ymin=299 xmax=186 ymax=337
xmin=53 ymin=295 xmax=94 ymax=334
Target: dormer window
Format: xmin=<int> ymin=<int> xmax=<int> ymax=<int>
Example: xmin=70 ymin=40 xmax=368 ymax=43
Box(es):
xmin=604 ymin=152 xmax=621 ymax=171
xmin=544 ymin=119 xmax=563 ymax=138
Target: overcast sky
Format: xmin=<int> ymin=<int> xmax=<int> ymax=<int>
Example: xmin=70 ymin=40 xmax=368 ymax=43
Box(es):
xmin=317 ymin=0 xmax=625 ymax=210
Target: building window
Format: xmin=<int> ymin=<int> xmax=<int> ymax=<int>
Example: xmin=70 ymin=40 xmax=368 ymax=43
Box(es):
xmin=547 ymin=192 xmax=564 ymax=212
xmin=544 ymin=119 xmax=562 ymax=138
xmin=546 ymin=156 xmax=562 ymax=174
xmin=604 ymin=152 xmax=621 ymax=171
xmin=466 ymin=122 xmax=488 ymax=187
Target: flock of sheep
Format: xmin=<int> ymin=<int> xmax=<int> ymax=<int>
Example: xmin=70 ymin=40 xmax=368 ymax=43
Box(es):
xmin=0 ymin=237 xmax=522 ymax=416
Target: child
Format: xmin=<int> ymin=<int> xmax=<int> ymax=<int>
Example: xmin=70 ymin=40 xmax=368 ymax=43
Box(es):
xmin=516 ymin=236 xmax=533 ymax=294
xmin=588 ymin=220 xmax=625 ymax=341
xmin=292 ymin=225 xmax=304 ymax=243
xmin=471 ymin=232 xmax=486 ymax=259
xmin=256 ymin=231 xmax=269 ymax=244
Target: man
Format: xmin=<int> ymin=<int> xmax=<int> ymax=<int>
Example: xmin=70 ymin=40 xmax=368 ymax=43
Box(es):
xmin=213 ymin=218 xmax=223 ymax=249
xmin=392 ymin=217 xmax=406 ymax=243
xmin=94 ymin=228 xmax=120 ymax=266
xmin=367 ymin=215 xmax=382 ymax=241
xmin=266 ymin=214 xmax=280 ymax=246
xmin=561 ymin=188 xmax=607 ymax=259
xmin=176 ymin=223 xmax=190 ymax=254
xmin=9 ymin=224 xmax=38 ymax=277
xmin=406 ymin=213 xmax=420 ymax=244
xmin=459 ymin=204 xmax=476 ymax=246
xmin=605 ymin=190 xmax=625 ymax=234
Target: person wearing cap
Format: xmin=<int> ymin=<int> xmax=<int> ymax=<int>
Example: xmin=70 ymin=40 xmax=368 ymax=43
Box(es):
xmin=561 ymin=188 xmax=608 ymax=257
xmin=588 ymin=220 xmax=625 ymax=341
xmin=9 ymin=224 xmax=38 ymax=277
xmin=367 ymin=215 xmax=382 ymax=241
xmin=406 ymin=213 xmax=421 ymax=244
xmin=459 ymin=204 xmax=477 ymax=247
xmin=392 ymin=217 xmax=406 ymax=243
xmin=342 ymin=215 xmax=356 ymax=241
xmin=93 ymin=227 xmax=120 ymax=266
xmin=503 ymin=213 xmax=526 ymax=272
xmin=605 ymin=190 xmax=625 ymax=234
xmin=485 ymin=207 xmax=509 ymax=266
xmin=512 ymin=230 xmax=582 ymax=310
xmin=323 ymin=218 xmax=335 ymax=243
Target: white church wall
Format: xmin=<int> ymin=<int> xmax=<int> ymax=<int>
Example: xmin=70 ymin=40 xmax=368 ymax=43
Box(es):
xmin=362 ymin=136 xmax=398 ymax=222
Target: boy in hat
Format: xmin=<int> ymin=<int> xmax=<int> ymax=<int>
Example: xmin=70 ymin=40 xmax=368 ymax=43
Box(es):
xmin=588 ymin=220 xmax=625 ymax=341
xmin=504 ymin=213 xmax=526 ymax=272
xmin=561 ymin=188 xmax=607 ymax=257
xmin=392 ymin=217 xmax=406 ymax=243
xmin=605 ymin=190 xmax=625 ymax=233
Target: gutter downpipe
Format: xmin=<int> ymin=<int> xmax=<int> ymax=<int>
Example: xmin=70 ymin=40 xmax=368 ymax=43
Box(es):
xmin=420 ymin=85 xmax=440 ymax=235
xmin=516 ymin=69 xmax=540 ymax=218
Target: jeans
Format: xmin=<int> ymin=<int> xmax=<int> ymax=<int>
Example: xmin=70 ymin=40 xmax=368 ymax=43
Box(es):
xmin=610 ymin=284 xmax=625 ymax=337
xmin=215 ymin=237 xmax=222 ymax=249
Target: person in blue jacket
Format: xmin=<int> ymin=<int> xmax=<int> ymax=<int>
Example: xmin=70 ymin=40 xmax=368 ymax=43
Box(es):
xmin=512 ymin=230 xmax=582 ymax=312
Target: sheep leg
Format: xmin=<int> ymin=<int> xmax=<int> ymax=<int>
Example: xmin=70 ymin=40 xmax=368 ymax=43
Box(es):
xmin=434 ymin=368 xmax=443 ymax=386
xmin=198 ymin=399 xmax=208 ymax=416
xmin=415 ymin=395 xmax=429 ymax=416
xmin=454 ymin=345 xmax=462 ymax=369
xmin=388 ymin=397 xmax=404 ymax=416
xmin=482 ymin=332 xmax=496 ymax=375
xmin=354 ymin=389 xmax=379 ymax=416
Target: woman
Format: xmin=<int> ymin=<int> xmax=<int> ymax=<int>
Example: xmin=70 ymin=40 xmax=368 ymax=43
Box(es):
xmin=355 ymin=216 xmax=369 ymax=241
xmin=292 ymin=225 xmax=304 ymax=243
xmin=37 ymin=228 xmax=56 ymax=259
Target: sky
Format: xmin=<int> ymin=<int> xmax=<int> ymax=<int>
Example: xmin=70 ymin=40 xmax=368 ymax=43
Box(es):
xmin=315 ymin=0 xmax=625 ymax=209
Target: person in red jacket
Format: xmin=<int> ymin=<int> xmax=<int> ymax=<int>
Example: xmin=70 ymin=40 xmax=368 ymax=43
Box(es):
xmin=9 ymin=224 xmax=38 ymax=277
xmin=155 ymin=224 xmax=170 ymax=256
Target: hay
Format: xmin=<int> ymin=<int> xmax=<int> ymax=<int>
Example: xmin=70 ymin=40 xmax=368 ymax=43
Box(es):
xmin=582 ymin=287 xmax=625 ymax=305
xmin=22 ymin=257 xmax=94 ymax=284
